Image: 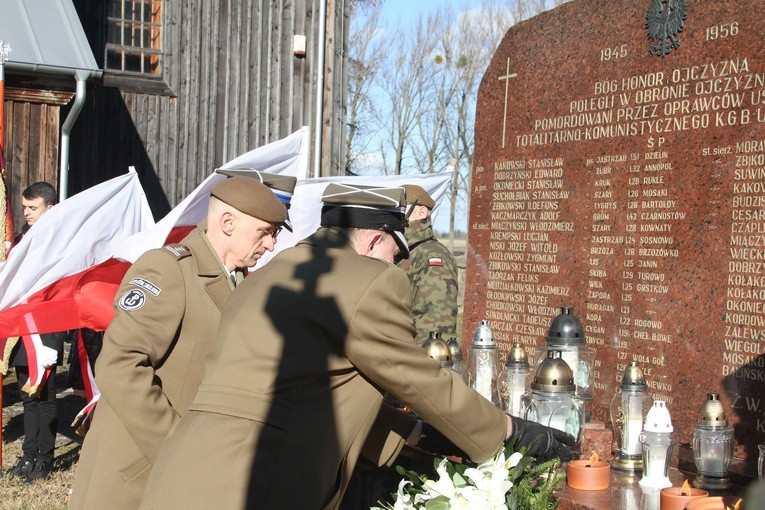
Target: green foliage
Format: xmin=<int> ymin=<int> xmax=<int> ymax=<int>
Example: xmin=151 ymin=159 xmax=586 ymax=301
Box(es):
xmin=374 ymin=441 xmax=563 ymax=510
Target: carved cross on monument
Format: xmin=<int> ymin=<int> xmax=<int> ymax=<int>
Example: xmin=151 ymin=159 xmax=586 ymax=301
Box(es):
xmin=498 ymin=57 xmax=517 ymax=149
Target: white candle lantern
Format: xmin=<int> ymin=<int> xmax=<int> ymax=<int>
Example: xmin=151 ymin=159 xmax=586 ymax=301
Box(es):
xmin=639 ymin=400 xmax=675 ymax=489
xmin=692 ymin=393 xmax=734 ymax=490
xmin=610 ymin=361 xmax=653 ymax=471
xmin=522 ymin=350 xmax=584 ymax=455
xmin=498 ymin=343 xmax=531 ymax=417
xmin=464 ymin=320 xmax=501 ymax=406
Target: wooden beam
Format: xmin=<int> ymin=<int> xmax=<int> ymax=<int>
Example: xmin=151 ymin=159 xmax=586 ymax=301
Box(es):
xmin=4 ymin=87 xmax=73 ymax=106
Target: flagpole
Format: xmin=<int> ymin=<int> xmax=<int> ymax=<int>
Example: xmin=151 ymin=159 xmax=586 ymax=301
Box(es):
xmin=0 ymin=39 xmax=11 ymax=471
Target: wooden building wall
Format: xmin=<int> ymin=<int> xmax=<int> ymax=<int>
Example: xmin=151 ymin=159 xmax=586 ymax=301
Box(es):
xmin=64 ymin=0 xmax=350 ymax=219
xmin=2 ymin=88 xmax=72 ymax=231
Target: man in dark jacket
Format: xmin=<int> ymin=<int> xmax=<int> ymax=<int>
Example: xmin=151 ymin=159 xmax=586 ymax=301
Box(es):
xmin=7 ymin=182 xmax=67 ymax=483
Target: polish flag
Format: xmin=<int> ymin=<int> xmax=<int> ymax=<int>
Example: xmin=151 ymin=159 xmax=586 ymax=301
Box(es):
xmin=0 ymin=169 xmax=153 ymax=394
xmin=0 ymin=128 xmax=310 ymax=401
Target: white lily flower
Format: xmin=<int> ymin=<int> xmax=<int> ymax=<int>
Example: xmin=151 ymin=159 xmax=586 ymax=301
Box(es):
xmin=421 ymin=458 xmax=456 ymax=500
xmin=389 ymin=441 xmax=558 ymax=510
xmin=505 ymin=451 xmax=524 ymax=469
xmin=463 ymin=450 xmax=514 ymax=508
xmin=450 ymin=484 xmax=495 ymax=509
xmin=393 ymin=480 xmax=415 ymax=510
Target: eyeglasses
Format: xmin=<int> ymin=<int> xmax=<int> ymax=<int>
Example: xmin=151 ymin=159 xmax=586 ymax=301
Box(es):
xmin=260 ymin=225 xmax=283 ymax=240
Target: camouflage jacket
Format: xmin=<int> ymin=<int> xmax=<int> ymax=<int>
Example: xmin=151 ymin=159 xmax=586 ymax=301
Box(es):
xmin=397 ymin=217 xmax=458 ymax=343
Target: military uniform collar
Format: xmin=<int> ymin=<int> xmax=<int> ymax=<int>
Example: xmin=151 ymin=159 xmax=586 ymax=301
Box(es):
xmin=404 ymin=217 xmax=434 ymax=247
xmin=186 ymin=226 xmax=229 ymax=276
xmin=183 ymin=226 xmax=236 ymax=304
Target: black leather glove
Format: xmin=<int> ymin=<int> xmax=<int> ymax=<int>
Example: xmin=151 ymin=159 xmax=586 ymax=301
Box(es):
xmin=417 ymin=422 xmax=467 ymax=458
xmin=508 ymin=415 xmax=576 ymax=462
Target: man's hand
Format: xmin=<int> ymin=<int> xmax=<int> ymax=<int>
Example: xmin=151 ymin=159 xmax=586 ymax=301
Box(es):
xmin=507 ymin=415 xmax=576 ymax=462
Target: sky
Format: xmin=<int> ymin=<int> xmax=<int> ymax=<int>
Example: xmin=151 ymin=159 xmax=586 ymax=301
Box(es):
xmin=380 ymin=0 xmax=484 ymax=23
xmin=376 ymin=0 xmax=486 ymax=234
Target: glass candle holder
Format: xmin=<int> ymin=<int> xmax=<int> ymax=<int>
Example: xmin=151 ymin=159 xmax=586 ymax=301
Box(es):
xmin=464 ymin=320 xmax=501 ymax=406
xmin=692 ymin=394 xmax=734 ymax=491
xmin=498 ymin=343 xmax=530 ymax=417
xmin=522 ymin=350 xmax=584 ymax=455
xmin=610 ymin=361 xmax=652 ymax=472
xmin=542 ymin=306 xmax=596 ymax=400
xmin=758 ymin=443 xmax=765 ymax=480
xmin=421 ymin=331 xmax=453 ymax=370
xmin=446 ymin=337 xmax=462 ymax=375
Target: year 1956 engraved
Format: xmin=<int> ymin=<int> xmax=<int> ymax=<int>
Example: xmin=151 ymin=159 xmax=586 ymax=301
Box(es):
xmin=600 ymin=44 xmax=627 ymax=62
xmin=706 ymin=22 xmax=739 ymax=41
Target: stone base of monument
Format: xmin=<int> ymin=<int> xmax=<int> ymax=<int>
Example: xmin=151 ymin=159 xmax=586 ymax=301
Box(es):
xmin=579 ymin=422 xmax=613 ymax=462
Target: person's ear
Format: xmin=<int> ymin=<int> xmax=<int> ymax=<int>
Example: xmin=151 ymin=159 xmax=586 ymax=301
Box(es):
xmin=412 ymin=205 xmax=428 ymax=221
xmin=365 ymin=232 xmax=384 ymax=256
xmin=219 ymin=211 xmax=235 ymax=236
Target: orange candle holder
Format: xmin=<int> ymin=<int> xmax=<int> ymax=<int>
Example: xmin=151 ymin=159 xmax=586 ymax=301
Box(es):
xmin=685 ymin=496 xmax=726 ymax=510
xmin=659 ymin=486 xmax=708 ymax=510
xmin=566 ymin=459 xmax=610 ymax=490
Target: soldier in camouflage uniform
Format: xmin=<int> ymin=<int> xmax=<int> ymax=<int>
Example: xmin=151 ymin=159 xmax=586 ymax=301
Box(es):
xmin=397 ymin=184 xmax=458 ymax=343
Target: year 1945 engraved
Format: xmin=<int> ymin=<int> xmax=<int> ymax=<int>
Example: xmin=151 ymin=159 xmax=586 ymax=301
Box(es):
xmin=600 ymin=44 xmax=627 ymax=62
xmin=706 ymin=22 xmax=739 ymax=41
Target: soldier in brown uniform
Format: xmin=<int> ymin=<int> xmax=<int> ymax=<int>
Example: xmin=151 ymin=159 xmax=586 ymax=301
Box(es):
xmin=69 ymin=175 xmax=292 ymax=510
xmin=139 ymin=183 xmax=574 ymax=510
xmin=397 ymin=184 xmax=459 ymax=342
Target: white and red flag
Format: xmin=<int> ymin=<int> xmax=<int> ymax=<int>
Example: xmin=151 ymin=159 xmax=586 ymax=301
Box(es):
xmin=0 ymin=128 xmax=310 ymax=401
xmin=0 ymin=169 xmax=153 ymax=394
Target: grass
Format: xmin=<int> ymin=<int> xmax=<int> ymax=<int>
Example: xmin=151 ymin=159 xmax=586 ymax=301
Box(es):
xmin=1 ymin=365 xmax=83 ymax=510
xmin=0 ymin=441 xmax=77 ymax=510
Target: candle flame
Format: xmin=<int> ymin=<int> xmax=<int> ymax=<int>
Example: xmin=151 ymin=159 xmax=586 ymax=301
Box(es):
xmin=680 ymin=479 xmax=692 ymax=496
xmin=732 ymin=498 xmax=742 ymax=510
xmin=588 ymin=451 xmax=599 ymax=464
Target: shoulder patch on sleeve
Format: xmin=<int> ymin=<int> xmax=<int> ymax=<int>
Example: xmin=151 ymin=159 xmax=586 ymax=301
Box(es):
xmin=428 ymin=257 xmax=443 ymax=267
xmin=164 ymin=244 xmax=192 ymax=259
xmin=118 ymin=289 xmax=147 ymax=311
xmin=128 ymin=277 xmax=161 ymax=297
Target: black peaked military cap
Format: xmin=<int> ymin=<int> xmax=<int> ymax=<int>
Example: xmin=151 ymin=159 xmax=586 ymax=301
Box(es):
xmin=320 ymin=183 xmax=409 ymax=259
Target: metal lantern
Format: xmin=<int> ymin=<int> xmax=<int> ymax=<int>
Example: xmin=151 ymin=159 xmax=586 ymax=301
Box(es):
xmin=610 ymin=362 xmax=653 ymax=471
xmin=421 ymin=331 xmax=453 ymax=369
xmin=464 ymin=320 xmax=501 ymax=406
xmin=446 ymin=337 xmax=463 ymax=375
xmin=537 ymin=306 xmax=596 ymax=400
xmin=522 ymin=350 xmax=584 ymax=454
xmin=692 ymin=393 xmax=734 ymax=490
xmin=639 ymin=400 xmax=675 ymax=489
xmin=498 ymin=343 xmax=531 ymax=417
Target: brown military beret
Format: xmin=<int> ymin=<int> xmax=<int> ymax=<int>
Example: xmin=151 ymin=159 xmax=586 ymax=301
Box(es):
xmin=215 ymin=168 xmax=297 ymax=206
xmin=402 ymin=184 xmax=435 ymax=209
xmin=210 ymin=176 xmax=288 ymax=224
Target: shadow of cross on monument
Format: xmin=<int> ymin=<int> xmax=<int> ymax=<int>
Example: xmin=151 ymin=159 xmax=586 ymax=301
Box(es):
xmin=499 ymin=57 xmax=518 ymax=149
